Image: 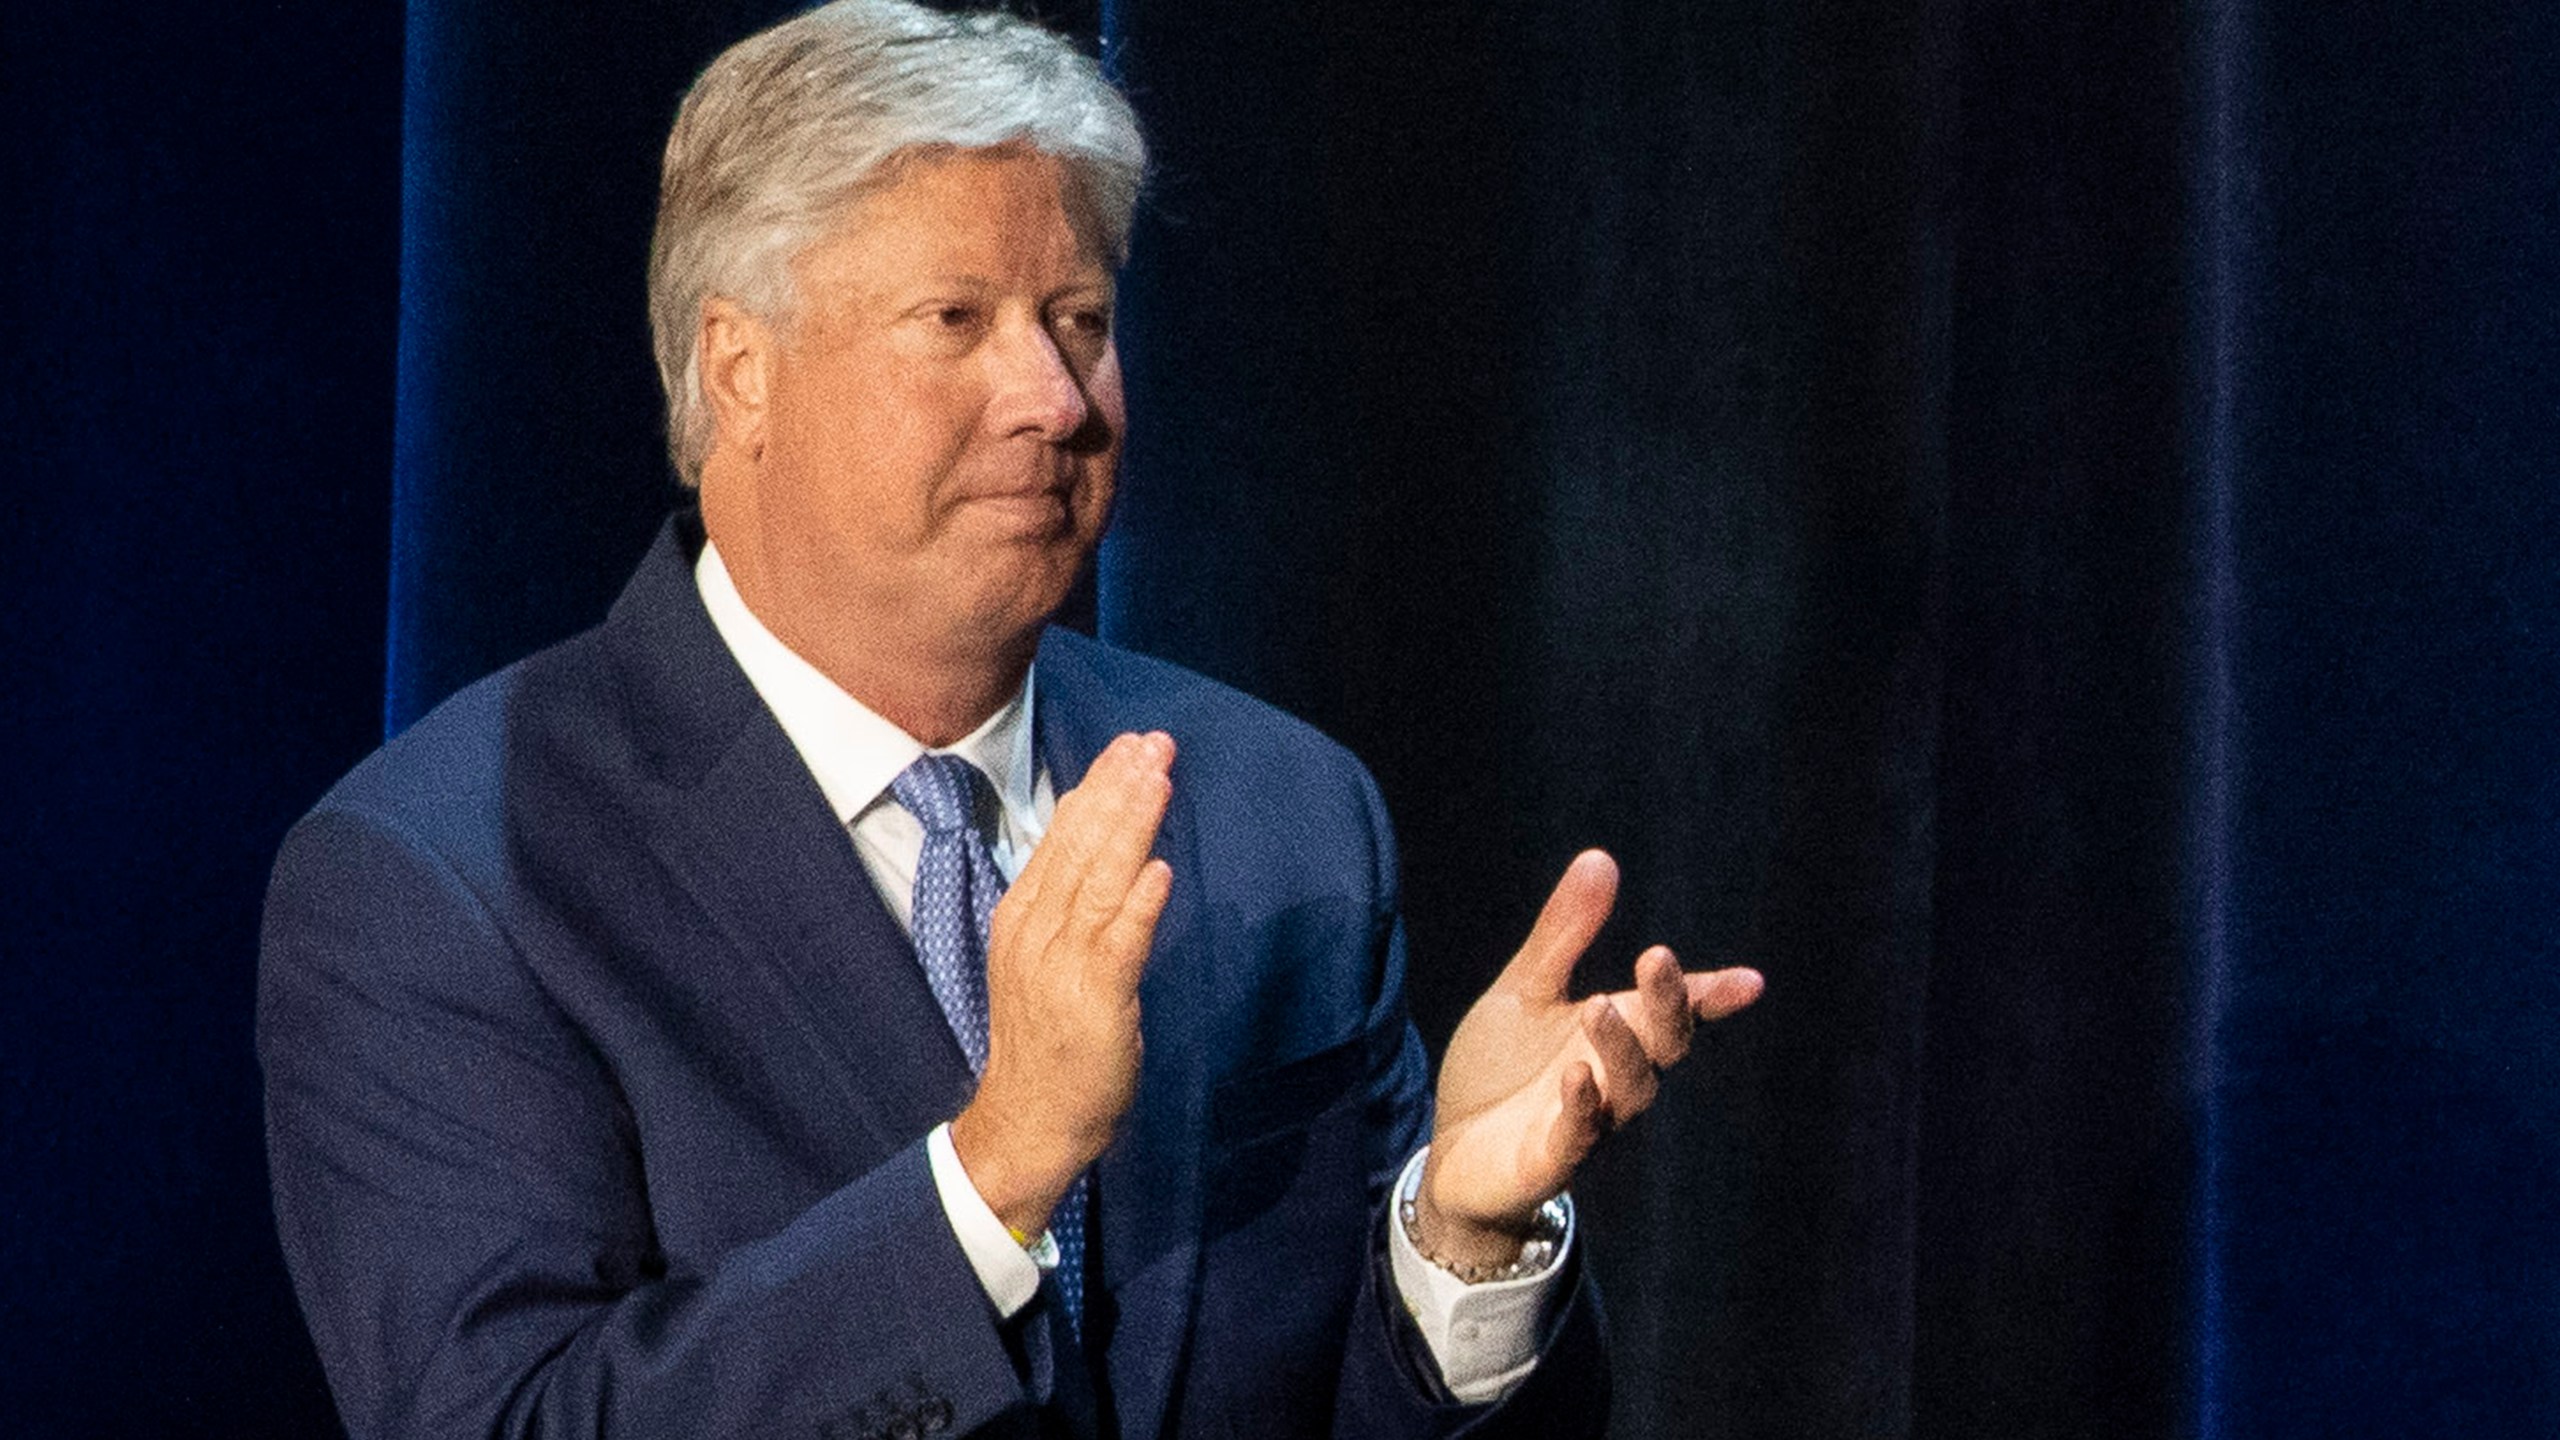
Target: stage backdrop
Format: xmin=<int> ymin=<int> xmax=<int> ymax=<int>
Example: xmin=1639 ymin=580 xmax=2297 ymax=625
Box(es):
xmin=5 ymin=0 xmax=2556 ymax=1435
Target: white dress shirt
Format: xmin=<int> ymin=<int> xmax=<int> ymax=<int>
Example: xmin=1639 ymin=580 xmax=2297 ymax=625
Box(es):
xmin=695 ymin=541 xmax=1563 ymax=1402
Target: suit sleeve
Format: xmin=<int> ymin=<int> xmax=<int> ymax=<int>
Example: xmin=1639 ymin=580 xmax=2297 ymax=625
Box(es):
xmin=1327 ymin=777 xmax=1612 ymax=1440
xmin=259 ymin=805 xmax=1031 ymax=1440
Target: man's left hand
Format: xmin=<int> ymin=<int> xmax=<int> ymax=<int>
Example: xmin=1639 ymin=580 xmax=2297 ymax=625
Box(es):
xmin=1413 ymin=850 xmax=1763 ymax=1271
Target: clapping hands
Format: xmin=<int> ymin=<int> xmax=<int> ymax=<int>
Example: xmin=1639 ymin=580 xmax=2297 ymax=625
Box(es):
xmin=1414 ymin=850 xmax=1763 ymax=1269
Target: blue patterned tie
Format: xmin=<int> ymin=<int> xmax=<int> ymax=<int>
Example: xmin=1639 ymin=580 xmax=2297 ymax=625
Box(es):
xmin=891 ymin=753 xmax=1087 ymax=1334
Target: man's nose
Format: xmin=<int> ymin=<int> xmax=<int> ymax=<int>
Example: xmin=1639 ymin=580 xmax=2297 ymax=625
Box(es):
xmin=989 ymin=322 xmax=1090 ymax=441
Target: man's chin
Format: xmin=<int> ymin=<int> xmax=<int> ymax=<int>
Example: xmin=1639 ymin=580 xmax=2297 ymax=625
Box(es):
xmin=951 ymin=552 xmax=1090 ymax=641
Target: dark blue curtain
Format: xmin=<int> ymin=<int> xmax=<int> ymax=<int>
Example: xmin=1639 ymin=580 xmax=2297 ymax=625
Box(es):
xmin=2219 ymin=5 xmax=2560 ymax=1430
xmin=7 ymin=0 xmax=2558 ymax=1435
xmin=0 ymin=3 xmax=401 ymax=1430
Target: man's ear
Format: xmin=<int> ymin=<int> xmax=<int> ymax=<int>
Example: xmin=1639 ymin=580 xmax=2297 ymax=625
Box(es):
xmin=699 ymin=297 xmax=775 ymax=464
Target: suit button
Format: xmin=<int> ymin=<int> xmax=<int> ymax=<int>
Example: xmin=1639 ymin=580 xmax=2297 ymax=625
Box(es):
xmin=920 ymin=1397 xmax=954 ymax=1433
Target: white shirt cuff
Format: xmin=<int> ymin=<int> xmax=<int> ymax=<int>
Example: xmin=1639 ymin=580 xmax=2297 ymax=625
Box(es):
xmin=926 ymin=1121 xmax=1048 ymax=1319
xmin=1384 ymin=1145 xmax=1574 ymax=1404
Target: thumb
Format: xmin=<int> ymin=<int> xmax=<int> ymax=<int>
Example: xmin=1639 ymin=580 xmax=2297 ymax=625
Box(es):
xmin=1494 ymin=849 xmax=1619 ymax=1001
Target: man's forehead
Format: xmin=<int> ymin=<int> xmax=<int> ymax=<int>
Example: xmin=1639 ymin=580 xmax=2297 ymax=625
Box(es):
xmin=807 ymin=149 xmax=1117 ymax=284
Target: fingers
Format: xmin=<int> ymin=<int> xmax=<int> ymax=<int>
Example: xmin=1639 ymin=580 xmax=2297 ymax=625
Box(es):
xmin=1493 ymin=849 xmax=1619 ymax=1002
xmin=994 ymin=732 xmax=1176 ymax=980
xmin=1617 ymin=944 xmax=1695 ymax=1069
xmin=1099 ymin=858 xmax=1174 ymax=987
xmin=1048 ymin=733 xmax=1172 ymax=868
xmin=1007 ymin=731 xmax=1170 ymax=903
xmin=1685 ymin=966 xmax=1765 ymax=1022
xmin=1600 ymin=955 xmax=1764 ymax=1069
xmin=1537 ymin=1059 xmax=1608 ymax=1181
xmin=1579 ymin=993 xmax=1659 ymax=1124
xmin=1059 ymin=734 xmax=1172 ymax=925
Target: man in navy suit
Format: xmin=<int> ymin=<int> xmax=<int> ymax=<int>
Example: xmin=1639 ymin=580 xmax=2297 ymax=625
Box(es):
xmin=258 ymin=4 xmax=1761 ymax=1437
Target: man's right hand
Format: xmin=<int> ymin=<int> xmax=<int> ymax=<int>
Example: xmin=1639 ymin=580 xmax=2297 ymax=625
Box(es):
xmin=950 ymin=730 xmax=1176 ymax=1238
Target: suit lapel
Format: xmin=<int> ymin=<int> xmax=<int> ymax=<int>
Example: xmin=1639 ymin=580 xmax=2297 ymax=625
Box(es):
xmin=1035 ymin=632 xmax=1210 ymax=1440
xmin=605 ymin=526 xmax=1210 ymax=1438
xmin=607 ymin=518 xmax=978 ymax=1161
xmin=643 ymin=720 xmax=981 ymax=1150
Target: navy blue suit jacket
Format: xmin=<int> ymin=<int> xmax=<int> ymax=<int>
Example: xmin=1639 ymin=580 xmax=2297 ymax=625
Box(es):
xmin=259 ymin=518 xmax=1605 ymax=1439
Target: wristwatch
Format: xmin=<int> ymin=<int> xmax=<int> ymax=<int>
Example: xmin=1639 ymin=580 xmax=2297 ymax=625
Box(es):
xmin=1396 ymin=1149 xmax=1571 ymax=1285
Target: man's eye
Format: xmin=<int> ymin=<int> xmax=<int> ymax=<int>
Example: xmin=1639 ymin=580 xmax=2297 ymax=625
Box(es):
xmin=1057 ymin=308 xmax=1111 ymax=338
xmin=932 ymin=305 xmax=981 ymax=329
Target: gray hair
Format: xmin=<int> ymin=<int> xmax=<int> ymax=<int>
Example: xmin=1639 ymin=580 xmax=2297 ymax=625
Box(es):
xmin=648 ymin=0 xmax=1147 ymax=485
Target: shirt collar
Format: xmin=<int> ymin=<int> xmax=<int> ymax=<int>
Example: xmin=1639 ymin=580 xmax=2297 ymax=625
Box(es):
xmin=694 ymin=540 xmax=1039 ymax=829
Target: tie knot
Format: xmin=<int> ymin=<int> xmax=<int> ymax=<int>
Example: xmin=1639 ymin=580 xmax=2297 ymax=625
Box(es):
xmin=891 ymin=753 xmax=993 ymax=836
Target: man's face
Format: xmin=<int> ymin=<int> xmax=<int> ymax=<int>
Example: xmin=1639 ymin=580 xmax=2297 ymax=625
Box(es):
xmin=715 ymin=146 xmax=1123 ymax=660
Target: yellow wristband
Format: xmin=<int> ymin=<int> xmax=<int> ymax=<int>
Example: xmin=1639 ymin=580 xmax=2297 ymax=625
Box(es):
xmin=1003 ymin=1213 xmax=1059 ymax=1265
